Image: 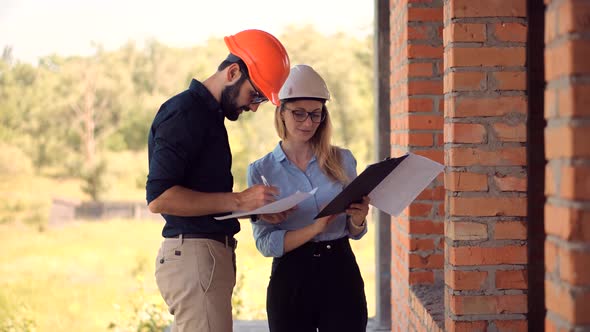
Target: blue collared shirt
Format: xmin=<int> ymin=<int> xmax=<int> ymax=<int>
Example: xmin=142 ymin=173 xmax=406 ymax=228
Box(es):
xmin=247 ymin=143 xmax=368 ymax=257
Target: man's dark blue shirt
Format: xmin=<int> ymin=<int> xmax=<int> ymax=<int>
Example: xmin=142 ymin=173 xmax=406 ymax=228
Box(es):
xmin=146 ymin=79 xmax=239 ymax=237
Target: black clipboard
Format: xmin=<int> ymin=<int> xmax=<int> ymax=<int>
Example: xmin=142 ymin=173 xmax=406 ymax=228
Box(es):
xmin=314 ymin=154 xmax=409 ymax=219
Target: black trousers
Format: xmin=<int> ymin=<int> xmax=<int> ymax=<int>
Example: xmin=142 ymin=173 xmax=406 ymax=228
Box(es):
xmin=266 ymin=237 xmax=367 ymax=332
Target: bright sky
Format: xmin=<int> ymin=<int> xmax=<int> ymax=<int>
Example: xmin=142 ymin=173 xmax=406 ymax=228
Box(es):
xmin=0 ymin=0 xmax=374 ymax=64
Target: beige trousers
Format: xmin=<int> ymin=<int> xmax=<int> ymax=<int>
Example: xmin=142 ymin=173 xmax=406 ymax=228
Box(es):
xmin=155 ymin=235 xmax=236 ymax=332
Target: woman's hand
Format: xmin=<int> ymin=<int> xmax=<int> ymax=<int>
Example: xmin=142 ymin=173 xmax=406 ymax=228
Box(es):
xmin=346 ymin=196 xmax=370 ymax=227
xmin=312 ymin=214 xmax=337 ymax=235
xmin=258 ymin=207 xmax=297 ymax=224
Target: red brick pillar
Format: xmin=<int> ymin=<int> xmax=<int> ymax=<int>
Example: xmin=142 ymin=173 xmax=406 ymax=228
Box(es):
xmin=544 ymin=0 xmax=590 ymax=330
xmin=389 ymin=0 xmax=444 ymax=330
xmin=443 ymin=0 xmax=529 ymax=330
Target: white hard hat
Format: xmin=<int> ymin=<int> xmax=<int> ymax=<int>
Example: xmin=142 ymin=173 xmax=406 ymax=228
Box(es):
xmin=278 ymin=64 xmax=330 ymax=101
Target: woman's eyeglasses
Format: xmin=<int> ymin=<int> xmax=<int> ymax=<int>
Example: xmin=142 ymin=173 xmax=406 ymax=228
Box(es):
xmin=284 ymin=107 xmax=326 ymax=123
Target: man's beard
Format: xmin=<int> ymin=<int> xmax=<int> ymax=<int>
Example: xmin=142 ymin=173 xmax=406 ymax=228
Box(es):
xmin=220 ymin=80 xmax=249 ymax=121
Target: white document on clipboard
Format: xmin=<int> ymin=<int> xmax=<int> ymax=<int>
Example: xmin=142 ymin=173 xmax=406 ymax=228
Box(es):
xmin=314 ymin=153 xmax=443 ymax=219
xmin=214 ymin=187 xmax=317 ymax=220
xmin=368 ymin=153 xmax=444 ymax=216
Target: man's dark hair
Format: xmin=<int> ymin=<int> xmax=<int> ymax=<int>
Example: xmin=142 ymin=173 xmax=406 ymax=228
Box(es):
xmin=218 ymin=54 xmax=250 ymax=78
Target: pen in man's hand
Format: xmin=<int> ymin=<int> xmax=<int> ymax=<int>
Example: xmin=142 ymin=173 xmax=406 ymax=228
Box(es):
xmin=261 ymin=175 xmax=270 ymax=187
xmin=261 ymin=175 xmax=280 ymax=199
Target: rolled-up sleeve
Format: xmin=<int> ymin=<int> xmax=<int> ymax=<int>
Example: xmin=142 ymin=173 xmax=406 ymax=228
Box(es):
xmin=247 ymin=163 xmax=288 ymax=257
xmin=342 ymin=149 xmax=368 ymax=240
xmin=146 ymin=109 xmax=200 ymax=203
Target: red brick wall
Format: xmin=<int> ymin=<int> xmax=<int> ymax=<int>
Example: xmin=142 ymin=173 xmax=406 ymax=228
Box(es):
xmin=544 ymin=0 xmax=590 ymax=330
xmin=443 ymin=0 xmax=528 ymax=330
xmin=389 ymin=0 xmax=444 ymax=330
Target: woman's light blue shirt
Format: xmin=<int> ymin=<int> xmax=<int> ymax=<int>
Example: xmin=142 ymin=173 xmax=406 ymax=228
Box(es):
xmin=247 ymin=142 xmax=368 ymax=258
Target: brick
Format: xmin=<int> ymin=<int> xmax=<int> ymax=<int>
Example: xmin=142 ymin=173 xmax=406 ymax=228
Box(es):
xmin=545 ymin=87 xmax=558 ymax=119
xmin=491 ymin=71 xmax=527 ymax=90
xmin=546 ymin=39 xmax=590 ymax=80
xmin=449 ymin=197 xmax=527 ymax=216
xmin=545 ymin=3 xmax=557 ymax=44
xmin=413 ymin=149 xmax=444 ymax=164
xmin=558 ymin=0 xmax=590 ymax=35
xmin=408 ymin=80 xmax=443 ymax=95
xmin=409 ymin=271 xmax=435 ymax=285
xmin=409 ymin=114 xmax=444 ymax=130
xmin=445 ymin=171 xmax=488 ymax=191
xmin=449 ymin=245 xmax=528 ymax=265
xmin=493 ymin=23 xmax=528 ymax=42
xmin=560 ymin=248 xmax=590 ymax=286
xmin=494 ymin=174 xmax=527 ymax=192
xmin=408 ymin=7 xmax=443 ymax=22
xmin=445 ymin=269 xmax=488 ymax=290
xmin=545 ymin=317 xmax=558 ymax=332
xmin=444 ymin=71 xmax=486 ymax=92
xmin=447 ymin=221 xmax=488 ymax=240
xmin=495 ymin=222 xmax=527 ymax=240
xmin=446 ymin=320 xmax=487 ymax=332
xmin=560 ymin=165 xmax=590 ymax=200
xmin=492 ymin=123 xmax=527 ymax=142
xmin=496 ymin=270 xmax=528 ymax=289
xmin=545 ymin=164 xmax=557 ymax=197
xmin=408 ymin=220 xmax=444 ymax=235
xmin=546 ymin=279 xmax=590 ymax=324
xmin=409 ymin=238 xmax=436 ymax=251
xmin=494 ymin=320 xmax=527 ymax=332
xmin=545 ymin=126 xmax=590 ymax=158
xmin=447 ymin=147 xmax=527 ymax=167
xmin=407 ymin=26 xmax=431 ymax=41
xmin=404 ymin=202 xmax=434 ymax=217
xmin=409 ymin=253 xmax=444 ymax=268
xmin=557 ymin=84 xmax=590 ymax=117
xmin=545 ymin=240 xmax=558 ymax=274
xmin=446 ymin=47 xmax=526 ymax=68
xmin=407 ymin=97 xmax=435 ymax=112
xmin=444 ymin=123 xmax=487 ymax=143
xmin=409 ymin=132 xmax=435 ymax=147
xmin=408 ymin=44 xmax=444 ymax=59
xmin=408 ymin=62 xmax=434 ymax=77
xmin=449 ymin=0 xmax=526 ymax=18
xmin=392 ymin=132 xmax=435 ymax=147
xmin=444 ymin=23 xmax=486 ymax=43
xmin=447 ymin=96 xmax=527 ymax=117
xmin=545 ymin=204 xmax=590 ymax=241
xmin=450 ymin=294 xmax=528 ymax=315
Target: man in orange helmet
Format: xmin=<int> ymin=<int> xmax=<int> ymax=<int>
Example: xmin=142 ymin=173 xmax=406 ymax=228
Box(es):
xmin=146 ymin=29 xmax=290 ymax=332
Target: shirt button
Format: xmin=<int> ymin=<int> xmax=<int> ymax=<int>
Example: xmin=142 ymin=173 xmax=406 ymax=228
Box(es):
xmin=326 ymin=245 xmax=332 ymax=249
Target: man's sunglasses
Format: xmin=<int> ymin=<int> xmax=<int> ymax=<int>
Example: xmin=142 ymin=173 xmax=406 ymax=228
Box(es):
xmin=247 ymin=77 xmax=268 ymax=105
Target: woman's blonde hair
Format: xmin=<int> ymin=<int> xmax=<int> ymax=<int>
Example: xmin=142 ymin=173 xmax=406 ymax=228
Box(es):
xmin=274 ymin=100 xmax=350 ymax=184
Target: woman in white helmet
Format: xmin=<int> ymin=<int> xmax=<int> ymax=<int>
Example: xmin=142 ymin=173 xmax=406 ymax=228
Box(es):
xmin=247 ymin=64 xmax=369 ymax=332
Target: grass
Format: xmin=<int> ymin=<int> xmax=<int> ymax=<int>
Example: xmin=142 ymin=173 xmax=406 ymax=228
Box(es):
xmin=0 ymin=220 xmax=376 ymax=331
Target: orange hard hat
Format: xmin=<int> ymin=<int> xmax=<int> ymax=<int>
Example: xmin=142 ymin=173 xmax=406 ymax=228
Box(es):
xmin=224 ymin=29 xmax=290 ymax=106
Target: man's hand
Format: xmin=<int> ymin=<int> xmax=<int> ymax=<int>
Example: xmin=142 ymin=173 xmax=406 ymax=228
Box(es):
xmin=235 ymin=184 xmax=279 ymax=211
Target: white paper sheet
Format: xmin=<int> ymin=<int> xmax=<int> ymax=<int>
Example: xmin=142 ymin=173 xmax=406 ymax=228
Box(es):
xmin=214 ymin=187 xmax=318 ymax=220
xmin=368 ymin=153 xmax=444 ymax=216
